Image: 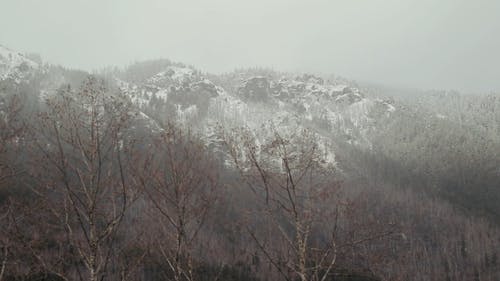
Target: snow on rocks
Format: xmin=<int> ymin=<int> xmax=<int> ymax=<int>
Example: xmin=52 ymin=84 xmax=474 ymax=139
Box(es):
xmin=0 ymin=44 xmax=39 ymax=83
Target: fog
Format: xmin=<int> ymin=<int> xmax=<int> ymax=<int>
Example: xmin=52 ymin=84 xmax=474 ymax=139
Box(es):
xmin=1 ymin=0 xmax=499 ymax=93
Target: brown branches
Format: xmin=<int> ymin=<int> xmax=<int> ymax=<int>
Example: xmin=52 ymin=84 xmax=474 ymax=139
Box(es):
xmin=31 ymin=76 xmax=141 ymax=281
xmin=137 ymin=125 xmax=219 ymax=281
xmin=222 ymin=126 xmax=343 ymax=281
xmin=0 ymin=94 xmax=25 ymax=185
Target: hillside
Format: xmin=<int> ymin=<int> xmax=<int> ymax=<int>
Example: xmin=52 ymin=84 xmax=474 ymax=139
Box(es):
xmin=0 ymin=46 xmax=499 ymax=281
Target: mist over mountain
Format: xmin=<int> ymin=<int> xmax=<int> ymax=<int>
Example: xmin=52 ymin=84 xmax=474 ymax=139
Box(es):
xmin=0 ymin=43 xmax=499 ymax=281
xmin=3 ymin=0 xmax=500 ymax=94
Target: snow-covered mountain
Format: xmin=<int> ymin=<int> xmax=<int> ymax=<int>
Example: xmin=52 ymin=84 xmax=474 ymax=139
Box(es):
xmin=0 ymin=44 xmax=398 ymax=172
xmin=0 ymin=45 xmax=39 ymax=83
xmin=113 ymin=63 xmax=397 ymax=170
xmin=2 ymin=43 xmax=500 ymax=225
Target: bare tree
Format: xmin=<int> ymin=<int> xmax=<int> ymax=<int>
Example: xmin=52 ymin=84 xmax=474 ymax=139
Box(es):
xmin=0 ymin=202 xmax=11 ymax=281
xmin=31 ymin=76 xmax=141 ymax=281
xmin=222 ymin=126 xmax=394 ymax=281
xmin=136 ymin=124 xmax=219 ymax=281
xmin=0 ymin=92 xmax=26 ymax=281
xmin=0 ymin=94 xmax=24 ymax=184
xmin=221 ymin=126 xmax=340 ymax=281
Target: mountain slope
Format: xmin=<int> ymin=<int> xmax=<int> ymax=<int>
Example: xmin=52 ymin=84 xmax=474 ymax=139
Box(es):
xmin=0 ymin=44 xmax=39 ymax=83
xmin=113 ymin=64 xmax=397 ymax=172
xmin=1 ymin=45 xmax=500 ymax=281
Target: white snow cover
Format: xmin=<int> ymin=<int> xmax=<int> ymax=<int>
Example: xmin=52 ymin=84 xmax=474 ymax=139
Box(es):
xmin=1 ymin=45 xmax=404 ymax=173
xmin=115 ymin=66 xmax=398 ymax=171
xmin=0 ymin=45 xmax=39 ymax=82
xmin=147 ymin=66 xmax=195 ymax=85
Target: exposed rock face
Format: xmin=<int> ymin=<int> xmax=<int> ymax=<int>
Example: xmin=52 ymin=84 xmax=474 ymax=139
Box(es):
xmin=297 ymin=73 xmax=324 ymax=85
xmin=335 ymin=91 xmax=363 ymax=105
xmin=238 ymin=76 xmax=271 ymax=101
xmin=169 ymin=79 xmax=220 ymax=116
xmin=146 ymin=66 xmax=196 ymax=88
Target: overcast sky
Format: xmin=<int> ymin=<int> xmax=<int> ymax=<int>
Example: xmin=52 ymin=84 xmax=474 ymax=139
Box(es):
xmin=1 ymin=0 xmax=499 ymax=93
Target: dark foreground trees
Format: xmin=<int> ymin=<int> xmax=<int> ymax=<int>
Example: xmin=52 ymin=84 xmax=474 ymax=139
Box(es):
xmin=0 ymin=74 xmax=499 ymax=281
xmin=222 ymin=127 xmax=393 ymax=281
xmin=136 ymin=125 xmax=219 ymax=281
xmin=0 ymin=91 xmax=28 ymax=281
xmin=29 ymin=76 xmax=142 ymax=281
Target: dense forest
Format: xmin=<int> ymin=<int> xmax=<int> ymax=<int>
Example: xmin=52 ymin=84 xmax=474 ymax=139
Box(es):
xmin=0 ymin=47 xmax=499 ymax=281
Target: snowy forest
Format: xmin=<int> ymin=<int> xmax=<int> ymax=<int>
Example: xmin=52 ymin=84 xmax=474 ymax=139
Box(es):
xmin=1 ymin=1 xmax=500 ymax=280
xmin=0 ymin=44 xmax=499 ymax=281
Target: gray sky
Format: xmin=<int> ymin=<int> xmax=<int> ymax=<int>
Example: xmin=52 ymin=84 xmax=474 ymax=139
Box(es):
xmin=1 ymin=0 xmax=499 ymax=93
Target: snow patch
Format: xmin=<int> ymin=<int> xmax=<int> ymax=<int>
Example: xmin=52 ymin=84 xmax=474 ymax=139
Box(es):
xmin=0 ymin=45 xmax=39 ymax=82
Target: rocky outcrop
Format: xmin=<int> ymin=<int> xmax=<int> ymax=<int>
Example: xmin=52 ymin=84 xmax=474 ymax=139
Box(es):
xmin=238 ymin=76 xmax=271 ymax=101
